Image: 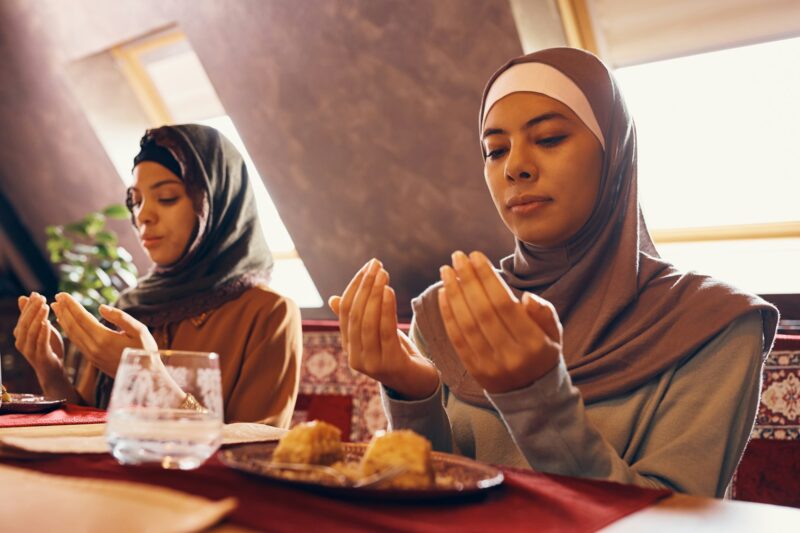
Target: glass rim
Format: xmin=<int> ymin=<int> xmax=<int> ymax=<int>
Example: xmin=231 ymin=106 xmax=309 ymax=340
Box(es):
xmin=121 ymin=348 xmax=219 ymax=360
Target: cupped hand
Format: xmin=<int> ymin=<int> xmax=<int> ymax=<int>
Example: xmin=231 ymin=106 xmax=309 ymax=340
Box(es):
xmin=13 ymin=293 xmax=65 ymax=374
xmin=329 ymin=258 xmax=439 ymax=400
xmin=50 ymin=293 xmax=157 ymax=377
xmin=437 ymin=250 xmax=563 ymax=394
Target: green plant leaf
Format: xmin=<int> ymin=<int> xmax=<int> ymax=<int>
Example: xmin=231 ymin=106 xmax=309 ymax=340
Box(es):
xmin=64 ymin=221 xmax=89 ymax=237
xmin=83 ymin=213 xmax=105 ymax=238
xmin=100 ymin=286 xmax=119 ymax=303
xmin=116 ymin=268 xmax=138 ymax=288
xmin=116 ymin=247 xmax=133 ymax=262
xmin=45 ymin=226 xmax=63 ymax=238
xmin=95 ymin=230 xmax=117 ymax=245
xmin=102 ymin=204 xmax=129 ymax=220
xmin=94 ymin=268 xmax=112 ymax=287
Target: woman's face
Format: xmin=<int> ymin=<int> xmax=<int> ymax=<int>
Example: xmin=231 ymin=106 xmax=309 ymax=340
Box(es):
xmin=482 ymin=92 xmax=604 ymax=248
xmin=128 ymin=161 xmax=197 ymax=266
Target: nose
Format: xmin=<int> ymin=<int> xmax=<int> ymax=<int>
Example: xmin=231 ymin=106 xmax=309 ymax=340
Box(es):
xmin=505 ymin=145 xmax=537 ymax=182
xmin=135 ymin=198 xmax=157 ymax=228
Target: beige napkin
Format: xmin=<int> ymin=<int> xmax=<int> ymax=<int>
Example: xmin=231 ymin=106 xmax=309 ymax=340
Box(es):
xmin=0 ymin=463 xmax=236 ymax=533
xmin=0 ymin=422 xmax=285 ymax=457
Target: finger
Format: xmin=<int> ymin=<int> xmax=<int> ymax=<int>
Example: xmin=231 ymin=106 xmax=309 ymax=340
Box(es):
xmin=51 ymin=295 xmax=101 ymax=354
xmin=99 ymin=305 xmax=144 ymax=337
xmin=18 ymin=295 xmax=30 ymax=312
xmin=437 ymin=287 xmax=481 ymax=370
xmin=21 ymin=304 xmax=48 ymax=357
xmin=361 ymin=269 xmax=388 ymax=359
xmin=339 ymin=262 xmax=371 ymax=347
xmin=380 ymin=286 xmax=401 ymax=354
xmin=35 ymin=309 xmax=51 ymax=359
xmin=469 ymin=251 xmax=538 ymax=342
xmin=347 ymin=259 xmax=382 ymax=366
xmin=440 ymin=263 xmax=493 ymax=359
xmin=100 ymin=304 xmax=158 ymax=351
xmin=328 ymin=295 xmax=342 ymax=316
xmin=522 ymin=293 xmax=562 ymax=342
xmin=451 ymin=250 xmax=516 ymax=349
xmin=14 ymin=294 xmax=44 ymax=351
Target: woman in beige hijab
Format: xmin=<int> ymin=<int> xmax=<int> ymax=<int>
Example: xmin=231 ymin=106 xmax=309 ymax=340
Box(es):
xmin=331 ymin=48 xmax=778 ymax=497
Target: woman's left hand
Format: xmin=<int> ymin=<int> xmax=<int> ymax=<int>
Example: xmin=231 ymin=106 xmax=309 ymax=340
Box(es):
xmin=51 ymin=293 xmax=157 ymax=377
xmin=438 ymin=250 xmax=563 ymax=394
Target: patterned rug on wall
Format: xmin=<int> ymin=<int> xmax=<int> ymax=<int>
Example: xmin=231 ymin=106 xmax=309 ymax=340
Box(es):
xmin=291 ymin=330 xmax=387 ymax=442
xmin=733 ymin=335 xmax=800 ymax=507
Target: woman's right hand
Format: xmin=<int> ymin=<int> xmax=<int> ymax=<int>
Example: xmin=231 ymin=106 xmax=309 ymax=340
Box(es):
xmin=329 ymin=259 xmax=439 ymax=400
xmin=13 ymin=293 xmax=65 ymax=377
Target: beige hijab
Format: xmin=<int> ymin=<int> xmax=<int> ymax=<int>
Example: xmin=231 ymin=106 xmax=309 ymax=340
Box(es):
xmin=412 ymin=47 xmax=778 ymax=406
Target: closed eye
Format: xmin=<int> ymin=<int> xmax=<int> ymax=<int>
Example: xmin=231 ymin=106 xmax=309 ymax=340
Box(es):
xmin=485 ymin=148 xmax=508 ymax=160
xmin=538 ymin=135 xmax=567 ymax=147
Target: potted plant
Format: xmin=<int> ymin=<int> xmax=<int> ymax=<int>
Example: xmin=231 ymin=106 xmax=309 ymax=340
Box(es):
xmin=45 ymin=204 xmax=138 ymax=380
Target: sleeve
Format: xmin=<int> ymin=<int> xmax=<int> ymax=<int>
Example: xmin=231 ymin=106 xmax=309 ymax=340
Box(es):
xmin=380 ymin=319 xmax=455 ymax=452
xmin=487 ymin=310 xmax=765 ymax=497
xmin=224 ymin=296 xmax=303 ymax=427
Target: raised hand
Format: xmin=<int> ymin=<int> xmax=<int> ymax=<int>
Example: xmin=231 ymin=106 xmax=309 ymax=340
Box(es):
xmin=438 ymin=250 xmax=563 ymax=394
xmin=13 ymin=293 xmax=65 ymax=374
xmin=329 ymin=258 xmax=439 ymax=400
xmin=50 ymin=293 xmax=157 ymax=377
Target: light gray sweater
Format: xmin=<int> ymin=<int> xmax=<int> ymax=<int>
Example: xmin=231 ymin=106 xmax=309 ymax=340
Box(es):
xmin=382 ymin=310 xmax=764 ymax=497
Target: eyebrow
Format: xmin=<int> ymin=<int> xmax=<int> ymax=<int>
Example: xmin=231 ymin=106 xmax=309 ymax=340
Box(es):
xmin=128 ymin=179 xmax=183 ymax=193
xmin=482 ymin=112 xmax=568 ymax=140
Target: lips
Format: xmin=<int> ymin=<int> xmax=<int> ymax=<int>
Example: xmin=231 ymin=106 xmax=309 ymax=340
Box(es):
xmin=140 ymin=235 xmax=163 ymax=248
xmin=506 ymin=194 xmax=552 ymax=213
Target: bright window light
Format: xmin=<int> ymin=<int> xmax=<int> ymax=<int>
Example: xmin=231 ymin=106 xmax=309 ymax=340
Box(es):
xmin=111 ymin=32 xmax=323 ymax=307
xmin=614 ymin=36 xmax=800 ymax=294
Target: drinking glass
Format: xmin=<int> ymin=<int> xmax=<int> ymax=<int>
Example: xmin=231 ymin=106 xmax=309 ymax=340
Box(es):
xmin=106 ymin=349 xmax=223 ymax=470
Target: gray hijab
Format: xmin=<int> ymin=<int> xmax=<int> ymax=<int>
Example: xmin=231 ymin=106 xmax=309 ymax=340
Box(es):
xmin=412 ymin=47 xmax=778 ymax=406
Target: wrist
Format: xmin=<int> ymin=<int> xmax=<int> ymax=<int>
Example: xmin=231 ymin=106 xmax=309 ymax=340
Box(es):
xmin=388 ymin=359 xmax=439 ymax=401
xmin=34 ymin=356 xmax=67 ymax=387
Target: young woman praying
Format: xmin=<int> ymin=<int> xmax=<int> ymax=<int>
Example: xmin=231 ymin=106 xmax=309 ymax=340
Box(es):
xmin=14 ymin=124 xmax=301 ymax=426
xmin=330 ymin=48 xmax=778 ymax=497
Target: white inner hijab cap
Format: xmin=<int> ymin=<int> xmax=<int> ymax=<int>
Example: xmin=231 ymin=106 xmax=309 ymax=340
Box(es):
xmin=482 ymin=62 xmax=605 ymax=150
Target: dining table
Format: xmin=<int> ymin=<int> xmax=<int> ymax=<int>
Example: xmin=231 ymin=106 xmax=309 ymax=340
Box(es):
xmin=1 ymin=404 xmax=798 ymax=533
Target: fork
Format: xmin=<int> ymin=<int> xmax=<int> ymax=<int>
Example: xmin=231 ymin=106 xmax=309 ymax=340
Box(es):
xmin=264 ymin=462 xmax=406 ymax=488
xmin=352 ymin=466 xmax=406 ymax=488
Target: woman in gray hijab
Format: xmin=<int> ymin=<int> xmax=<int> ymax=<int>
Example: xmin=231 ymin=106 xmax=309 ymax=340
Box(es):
xmin=331 ymin=48 xmax=778 ymax=497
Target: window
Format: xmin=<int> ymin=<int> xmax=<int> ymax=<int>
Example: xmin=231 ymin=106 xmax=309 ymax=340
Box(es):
xmin=67 ymin=28 xmax=323 ymax=307
xmin=613 ymin=36 xmax=800 ymax=294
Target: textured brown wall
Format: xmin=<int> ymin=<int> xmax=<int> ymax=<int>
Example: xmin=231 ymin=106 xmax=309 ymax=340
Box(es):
xmin=0 ymin=0 xmax=522 ymax=319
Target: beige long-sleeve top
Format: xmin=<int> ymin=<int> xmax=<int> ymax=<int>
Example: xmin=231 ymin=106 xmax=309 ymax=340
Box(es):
xmin=383 ymin=310 xmax=765 ymax=497
xmin=78 ymin=286 xmax=302 ymax=427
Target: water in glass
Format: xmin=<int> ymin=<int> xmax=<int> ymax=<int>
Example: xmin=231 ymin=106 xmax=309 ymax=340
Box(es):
xmin=106 ymin=349 xmax=223 ymax=470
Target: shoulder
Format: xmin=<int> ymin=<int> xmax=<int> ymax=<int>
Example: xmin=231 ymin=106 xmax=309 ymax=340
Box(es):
xmin=716 ymin=309 xmax=764 ymax=351
xmin=693 ymin=309 xmax=765 ymax=370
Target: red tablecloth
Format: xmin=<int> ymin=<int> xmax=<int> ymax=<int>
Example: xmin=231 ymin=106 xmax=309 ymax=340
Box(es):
xmin=4 ymin=454 xmax=670 ymax=532
xmin=0 ymin=404 xmax=106 ymax=428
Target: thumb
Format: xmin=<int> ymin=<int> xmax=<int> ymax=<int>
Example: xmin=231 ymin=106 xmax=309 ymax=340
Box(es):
xmin=100 ymin=305 xmax=158 ymax=351
xmin=18 ymin=295 xmax=29 ymax=312
xmin=99 ymin=305 xmax=146 ymax=337
xmin=328 ymin=295 xmax=342 ymax=316
xmin=522 ymin=292 xmax=562 ymax=342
